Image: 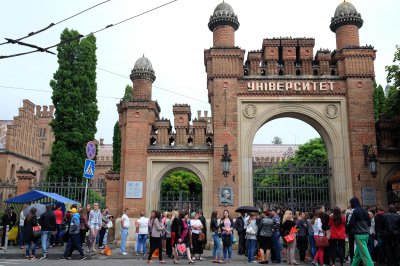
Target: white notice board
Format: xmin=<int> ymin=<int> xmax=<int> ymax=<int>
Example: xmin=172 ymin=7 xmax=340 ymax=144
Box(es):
xmin=126 ymin=181 xmax=143 ymax=198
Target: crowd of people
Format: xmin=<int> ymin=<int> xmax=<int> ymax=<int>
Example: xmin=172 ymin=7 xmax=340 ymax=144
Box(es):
xmin=1 ymin=196 xmax=399 ymax=265
xmin=0 ymin=202 xmax=113 ymax=261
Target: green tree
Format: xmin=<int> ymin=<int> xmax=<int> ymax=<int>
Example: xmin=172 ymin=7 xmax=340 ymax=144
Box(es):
xmin=122 ymin=84 xmax=133 ymax=100
xmin=385 ymin=45 xmax=400 ymax=117
xmin=286 ymin=137 xmax=327 ymax=165
xmin=373 ymin=82 xmax=386 ymax=121
xmin=272 ymin=136 xmax=283 ymax=145
xmin=48 ymin=29 xmax=99 ymax=181
xmin=160 ymin=170 xmax=202 ymax=195
xmin=112 ymin=121 xmax=121 ymax=172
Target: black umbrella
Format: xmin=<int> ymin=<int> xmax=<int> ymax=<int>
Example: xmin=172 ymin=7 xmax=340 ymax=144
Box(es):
xmin=235 ymin=205 xmax=260 ymax=213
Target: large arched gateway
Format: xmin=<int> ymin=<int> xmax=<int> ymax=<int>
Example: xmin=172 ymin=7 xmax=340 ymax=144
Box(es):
xmin=109 ymin=1 xmax=381 ymax=218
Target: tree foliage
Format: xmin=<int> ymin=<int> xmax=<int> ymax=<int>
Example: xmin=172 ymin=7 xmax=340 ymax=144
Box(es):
xmin=385 ymin=45 xmax=400 ymax=117
xmin=160 ymin=170 xmax=202 ymax=195
xmin=284 ymin=137 xmax=327 ymax=166
xmin=112 ymin=121 xmax=121 ymax=172
xmin=271 ymin=136 xmax=283 ymax=145
xmin=373 ymin=82 xmax=386 ymax=121
xmin=48 ymin=29 xmax=99 ymax=181
xmin=123 ymin=84 xmax=133 ymax=101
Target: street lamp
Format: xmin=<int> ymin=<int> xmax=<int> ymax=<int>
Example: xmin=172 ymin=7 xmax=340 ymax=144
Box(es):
xmin=221 ymin=144 xmax=231 ymax=177
xmin=363 ymin=144 xmax=377 ymax=176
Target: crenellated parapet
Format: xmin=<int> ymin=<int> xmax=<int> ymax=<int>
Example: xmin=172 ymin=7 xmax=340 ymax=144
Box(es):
xmin=35 ymin=105 xmax=55 ymax=118
xmin=248 ymin=37 xmax=338 ymax=77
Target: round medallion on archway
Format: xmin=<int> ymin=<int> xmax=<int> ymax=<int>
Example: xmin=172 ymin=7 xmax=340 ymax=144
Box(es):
xmin=243 ymin=104 xmax=257 ymax=118
xmin=134 ymin=111 xmax=140 ymax=118
xmin=356 ymin=81 xmax=363 ymax=88
xmin=325 ymin=104 xmax=339 ymax=119
xmin=178 ymin=117 xmax=184 ymax=123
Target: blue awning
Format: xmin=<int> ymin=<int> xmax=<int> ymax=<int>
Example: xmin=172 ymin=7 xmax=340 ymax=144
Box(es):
xmin=5 ymin=190 xmax=79 ymax=204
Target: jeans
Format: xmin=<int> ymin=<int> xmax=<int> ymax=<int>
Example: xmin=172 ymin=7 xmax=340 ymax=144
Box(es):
xmin=120 ymin=228 xmax=128 ymax=253
xmin=329 ymin=238 xmax=345 ymax=264
xmin=297 ymin=235 xmax=308 ymax=261
xmin=222 ymin=235 xmax=232 ymax=260
xmin=247 ymin=239 xmax=257 ymax=262
xmin=26 ymin=241 xmax=37 ymax=256
xmin=308 ymin=234 xmax=316 ymax=259
xmin=19 ymin=226 xmax=24 ymax=247
xmin=352 ymin=234 xmax=373 ymax=266
xmin=137 ymin=234 xmax=147 ymax=254
xmin=98 ymin=227 xmax=107 ymax=247
xmin=272 ymin=231 xmax=282 ymax=263
xmin=64 ymin=234 xmax=84 ymax=258
xmin=41 ymin=231 xmax=51 ymax=255
xmin=212 ymin=233 xmax=221 ymax=261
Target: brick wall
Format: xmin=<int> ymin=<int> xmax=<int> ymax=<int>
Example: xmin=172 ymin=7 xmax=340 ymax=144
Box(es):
xmin=336 ymin=25 xmax=360 ymax=50
xmin=213 ymin=25 xmax=235 ymax=47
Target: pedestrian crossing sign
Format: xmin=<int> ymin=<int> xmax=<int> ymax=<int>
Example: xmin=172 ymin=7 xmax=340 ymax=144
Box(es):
xmin=83 ymin=159 xmax=95 ymax=179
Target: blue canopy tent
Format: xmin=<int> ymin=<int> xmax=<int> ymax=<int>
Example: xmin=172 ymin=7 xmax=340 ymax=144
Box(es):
xmin=5 ymin=190 xmax=79 ymax=215
xmin=5 ymin=190 xmax=79 ymax=205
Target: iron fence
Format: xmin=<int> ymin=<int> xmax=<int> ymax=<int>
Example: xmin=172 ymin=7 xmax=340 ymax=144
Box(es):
xmin=253 ymin=162 xmax=330 ymax=212
xmin=0 ymin=180 xmax=17 ymax=211
xmin=160 ymin=191 xmax=202 ymax=213
xmin=31 ymin=177 xmax=106 ymax=206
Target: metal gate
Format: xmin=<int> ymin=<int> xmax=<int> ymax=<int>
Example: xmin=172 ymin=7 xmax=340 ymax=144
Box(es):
xmin=253 ymin=162 xmax=330 ymax=212
xmin=160 ymin=191 xmax=202 ymax=213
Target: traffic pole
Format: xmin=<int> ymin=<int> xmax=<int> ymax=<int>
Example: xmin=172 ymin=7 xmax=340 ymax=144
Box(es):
xmin=83 ymin=178 xmax=89 ymax=207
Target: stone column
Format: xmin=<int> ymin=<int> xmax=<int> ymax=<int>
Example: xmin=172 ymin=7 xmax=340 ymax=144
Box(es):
xmin=16 ymin=168 xmax=36 ymax=195
xmin=105 ymin=171 xmax=120 ymax=243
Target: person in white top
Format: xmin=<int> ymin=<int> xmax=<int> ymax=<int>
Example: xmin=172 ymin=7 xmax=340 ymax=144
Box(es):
xmin=312 ymin=211 xmax=325 ymax=266
xmin=120 ymin=208 xmax=130 ymax=255
xmin=190 ymin=212 xmax=204 ymax=261
xmin=19 ymin=204 xmax=28 ymax=249
xmin=136 ymin=212 xmax=149 ymax=256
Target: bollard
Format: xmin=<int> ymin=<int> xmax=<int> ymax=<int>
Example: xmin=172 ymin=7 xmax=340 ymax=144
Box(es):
xmin=4 ymin=225 xmax=9 ymax=251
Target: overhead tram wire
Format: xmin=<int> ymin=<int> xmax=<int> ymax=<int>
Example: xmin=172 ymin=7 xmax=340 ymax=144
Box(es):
xmin=0 ymin=0 xmax=111 ymax=46
xmin=0 ymin=0 xmax=178 ymax=60
xmin=96 ymin=67 xmax=209 ymax=104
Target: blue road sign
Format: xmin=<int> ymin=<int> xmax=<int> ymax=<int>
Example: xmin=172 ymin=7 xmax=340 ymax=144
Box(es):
xmin=83 ymin=159 xmax=96 ymax=179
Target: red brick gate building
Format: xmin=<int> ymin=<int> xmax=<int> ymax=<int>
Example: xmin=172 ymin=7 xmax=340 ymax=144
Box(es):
xmin=108 ymin=2 xmax=387 ymax=218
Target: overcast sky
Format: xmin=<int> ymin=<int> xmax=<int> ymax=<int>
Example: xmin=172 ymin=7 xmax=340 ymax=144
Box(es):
xmin=1 ymin=0 xmax=399 ymax=145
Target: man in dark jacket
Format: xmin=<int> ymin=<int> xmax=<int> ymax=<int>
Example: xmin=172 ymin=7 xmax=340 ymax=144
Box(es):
xmin=347 ymin=197 xmax=373 ymax=266
xmin=374 ymin=206 xmax=386 ymax=264
xmin=234 ymin=212 xmax=246 ymax=255
xmin=39 ymin=205 xmax=56 ymax=260
xmin=383 ymin=204 xmax=400 ymax=266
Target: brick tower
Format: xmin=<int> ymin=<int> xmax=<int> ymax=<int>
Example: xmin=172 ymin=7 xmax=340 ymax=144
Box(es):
xmin=330 ymin=2 xmax=378 ymax=200
xmin=205 ymin=2 xmax=245 ymax=210
xmin=117 ymin=56 xmax=160 ymax=215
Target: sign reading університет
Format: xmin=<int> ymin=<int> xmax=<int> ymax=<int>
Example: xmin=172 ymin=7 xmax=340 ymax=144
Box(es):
xmin=247 ymin=81 xmax=336 ymax=92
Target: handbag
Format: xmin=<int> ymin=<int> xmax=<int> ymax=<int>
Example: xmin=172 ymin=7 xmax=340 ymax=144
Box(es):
xmin=315 ymin=234 xmax=329 ymax=247
xmin=107 ymin=221 xmax=113 ymax=229
xmin=8 ymin=226 xmax=18 ymax=241
xmin=176 ymin=243 xmax=187 ymax=256
xmin=246 ymin=226 xmax=256 ymax=235
xmin=198 ymin=232 xmax=205 ymax=241
xmin=32 ymin=225 xmax=42 ymax=238
xmin=283 ymin=226 xmax=297 ymax=243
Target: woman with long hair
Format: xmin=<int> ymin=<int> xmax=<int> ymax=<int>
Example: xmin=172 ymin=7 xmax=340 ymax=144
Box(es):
xmin=219 ymin=210 xmax=233 ymax=262
xmin=312 ymin=209 xmax=325 ymax=266
xmin=0 ymin=207 xmax=13 ymax=249
xmin=147 ymin=210 xmax=165 ymax=263
xmin=165 ymin=212 xmax=173 ymax=258
xmin=210 ymin=210 xmax=222 ymax=263
xmin=281 ymin=210 xmax=299 ymax=265
xmin=79 ymin=208 xmax=89 ymax=245
xmin=23 ymin=207 xmax=39 ymax=259
xmin=178 ymin=211 xmax=195 ymax=264
xmin=306 ymin=212 xmax=316 ymax=260
xmin=328 ymin=207 xmax=346 ymax=266
xmin=170 ymin=210 xmax=181 ymax=264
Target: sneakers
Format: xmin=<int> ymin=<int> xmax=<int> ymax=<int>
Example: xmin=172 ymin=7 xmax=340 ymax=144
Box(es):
xmin=39 ymin=255 xmax=47 ymax=260
xmin=81 ymin=256 xmax=87 ymax=260
xmin=122 ymin=252 xmax=128 ymax=255
xmin=58 ymin=256 xmax=71 ymax=260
